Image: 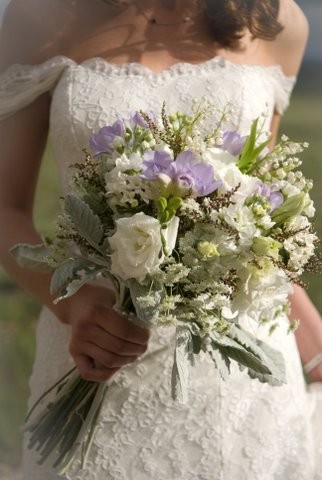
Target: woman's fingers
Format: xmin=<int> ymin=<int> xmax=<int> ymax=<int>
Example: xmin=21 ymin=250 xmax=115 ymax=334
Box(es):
xmin=67 ymin=286 xmax=151 ymax=382
xmin=80 ymin=341 xmax=140 ymax=368
xmin=74 ymin=354 xmax=119 ymax=382
xmin=92 ymin=304 xmax=150 ymax=345
xmin=79 ymin=325 xmax=148 ymax=357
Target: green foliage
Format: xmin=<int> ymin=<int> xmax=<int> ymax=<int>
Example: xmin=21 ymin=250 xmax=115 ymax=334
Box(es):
xmin=171 ymin=326 xmax=195 ymax=404
xmin=271 ymin=193 xmax=306 ymax=224
xmin=64 ymin=194 xmax=104 ymax=253
xmin=237 ymin=118 xmax=270 ymax=173
xmin=210 ymin=324 xmax=286 ymax=386
xmin=50 ymin=258 xmax=102 ymax=303
xmin=157 ymin=196 xmax=183 ymax=225
xmin=9 ymin=244 xmax=52 ymax=272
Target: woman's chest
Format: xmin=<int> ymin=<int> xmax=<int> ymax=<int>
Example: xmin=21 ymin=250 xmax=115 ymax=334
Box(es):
xmin=50 ymin=58 xmax=277 ymax=149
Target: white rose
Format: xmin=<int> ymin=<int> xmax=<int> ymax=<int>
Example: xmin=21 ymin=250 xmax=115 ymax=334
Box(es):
xmin=109 ymin=212 xmax=163 ymax=282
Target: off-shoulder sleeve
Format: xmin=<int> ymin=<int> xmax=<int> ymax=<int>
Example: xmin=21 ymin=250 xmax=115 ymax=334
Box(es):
xmin=272 ymin=68 xmax=297 ymax=115
xmin=0 ymin=56 xmax=75 ymax=121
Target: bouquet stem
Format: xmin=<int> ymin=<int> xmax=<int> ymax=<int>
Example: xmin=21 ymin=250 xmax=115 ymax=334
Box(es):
xmin=24 ymin=368 xmax=108 ymax=475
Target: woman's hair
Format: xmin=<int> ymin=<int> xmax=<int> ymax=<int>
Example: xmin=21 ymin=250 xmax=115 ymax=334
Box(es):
xmin=203 ymin=0 xmax=283 ymax=49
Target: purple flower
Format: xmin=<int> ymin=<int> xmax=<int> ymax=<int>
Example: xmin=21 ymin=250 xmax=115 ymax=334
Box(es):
xmin=130 ymin=111 xmax=149 ymax=129
xmin=269 ymin=191 xmax=284 ymax=210
xmin=256 ymin=182 xmax=284 ymax=211
xmin=140 ymin=151 xmax=174 ymax=180
xmin=170 ymin=151 xmax=222 ymax=197
xmin=90 ymin=119 xmax=125 ymax=156
xmin=222 ymin=131 xmax=247 ymax=156
xmin=141 ymin=150 xmax=222 ymax=198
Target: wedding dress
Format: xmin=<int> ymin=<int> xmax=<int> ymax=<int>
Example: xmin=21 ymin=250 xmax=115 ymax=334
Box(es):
xmin=1 ymin=55 xmax=322 ymax=480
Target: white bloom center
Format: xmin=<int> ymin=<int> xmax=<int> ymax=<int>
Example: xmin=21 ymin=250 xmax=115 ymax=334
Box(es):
xmin=109 ymin=212 xmax=163 ymax=282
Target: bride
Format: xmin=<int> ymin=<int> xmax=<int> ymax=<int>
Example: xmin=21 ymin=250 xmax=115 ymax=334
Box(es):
xmin=0 ymin=0 xmax=321 ymax=478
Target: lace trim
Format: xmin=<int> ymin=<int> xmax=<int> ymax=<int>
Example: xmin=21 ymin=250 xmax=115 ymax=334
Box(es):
xmin=79 ymin=55 xmax=295 ymax=80
xmin=78 ymin=56 xmax=296 ymax=114
xmin=0 ymin=56 xmax=74 ymax=120
xmin=0 ymin=54 xmax=296 ymax=120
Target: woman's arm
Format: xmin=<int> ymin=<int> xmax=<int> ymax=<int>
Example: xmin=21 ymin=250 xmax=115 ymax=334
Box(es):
xmin=289 ymin=286 xmax=322 ymax=381
xmin=0 ymin=0 xmax=149 ymax=383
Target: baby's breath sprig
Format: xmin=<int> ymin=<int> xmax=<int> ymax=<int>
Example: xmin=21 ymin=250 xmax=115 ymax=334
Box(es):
xmin=271 ymin=224 xmax=313 ymax=242
xmin=255 ymin=137 xmax=309 ymax=181
xmin=200 ymin=183 xmax=240 ymax=214
xmin=220 ymin=269 xmax=239 ymax=297
xmin=212 ymin=219 xmax=240 ymax=241
xmin=57 ymin=231 xmax=100 ymax=258
xmin=140 ymin=103 xmax=185 ymax=157
xmin=203 ymin=103 xmax=231 ymax=145
xmin=304 ymin=239 xmax=322 ymax=275
xmin=267 ymin=255 xmax=305 ymax=286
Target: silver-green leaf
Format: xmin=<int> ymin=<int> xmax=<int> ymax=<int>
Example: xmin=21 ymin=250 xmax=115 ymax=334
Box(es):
xmin=10 ymin=243 xmax=52 ymax=272
xmin=50 ymin=257 xmax=100 ymax=295
xmin=208 ymin=348 xmax=231 ymax=381
xmin=171 ymin=327 xmax=194 ymax=404
xmin=127 ymin=279 xmax=163 ymax=326
xmin=210 ymin=325 xmax=286 ymax=385
xmin=53 ymin=272 xmax=99 ymax=304
xmin=64 ymin=194 xmax=104 ymax=251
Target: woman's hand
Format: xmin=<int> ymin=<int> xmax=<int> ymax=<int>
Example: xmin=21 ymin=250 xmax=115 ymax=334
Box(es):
xmin=61 ymin=284 xmax=150 ymax=382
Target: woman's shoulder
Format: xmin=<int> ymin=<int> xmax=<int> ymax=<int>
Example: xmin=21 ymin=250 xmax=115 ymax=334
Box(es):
xmin=278 ymin=0 xmax=309 ymax=48
xmin=266 ymin=0 xmax=309 ymax=76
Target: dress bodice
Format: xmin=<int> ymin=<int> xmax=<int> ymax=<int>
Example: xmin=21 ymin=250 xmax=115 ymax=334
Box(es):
xmin=0 ymin=55 xmax=295 ymax=191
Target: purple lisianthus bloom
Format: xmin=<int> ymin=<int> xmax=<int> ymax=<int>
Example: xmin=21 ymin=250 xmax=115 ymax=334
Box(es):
xmin=140 ymin=150 xmax=174 ymax=180
xmin=170 ymin=151 xmax=222 ymax=197
xmin=256 ymin=182 xmax=284 ymax=211
xmin=222 ymin=131 xmax=247 ymax=156
xmin=90 ymin=119 xmax=125 ymax=156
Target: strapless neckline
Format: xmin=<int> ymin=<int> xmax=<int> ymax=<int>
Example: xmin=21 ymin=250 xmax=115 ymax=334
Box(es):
xmin=76 ymin=54 xmax=296 ymax=81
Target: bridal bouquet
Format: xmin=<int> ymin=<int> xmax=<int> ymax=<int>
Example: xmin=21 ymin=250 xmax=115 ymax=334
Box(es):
xmin=12 ymin=100 xmax=320 ymax=473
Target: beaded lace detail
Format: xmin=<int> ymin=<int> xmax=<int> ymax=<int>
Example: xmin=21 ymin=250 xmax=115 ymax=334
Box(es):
xmin=1 ymin=55 xmax=321 ymax=480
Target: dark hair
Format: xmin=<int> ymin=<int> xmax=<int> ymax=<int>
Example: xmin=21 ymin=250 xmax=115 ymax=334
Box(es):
xmin=203 ymin=0 xmax=283 ymax=49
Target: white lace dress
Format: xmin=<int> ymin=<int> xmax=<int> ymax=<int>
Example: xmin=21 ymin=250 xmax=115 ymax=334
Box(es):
xmin=1 ymin=56 xmax=322 ymax=480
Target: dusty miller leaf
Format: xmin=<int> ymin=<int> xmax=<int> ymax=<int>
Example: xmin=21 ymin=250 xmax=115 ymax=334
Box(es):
xmin=10 ymin=243 xmax=52 ymax=272
xmin=229 ymin=325 xmax=286 ymax=384
xmin=210 ymin=324 xmax=286 ymax=385
xmin=171 ymin=327 xmax=194 ymax=404
xmin=127 ymin=279 xmax=163 ymax=326
xmin=50 ymin=257 xmax=101 ymax=295
xmin=53 ymin=274 xmax=98 ymax=304
xmin=64 ymin=194 xmax=104 ymax=251
xmin=208 ymin=348 xmax=231 ymax=381
xmin=211 ymin=331 xmax=272 ymax=376
xmin=246 ymin=337 xmax=286 ymax=386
